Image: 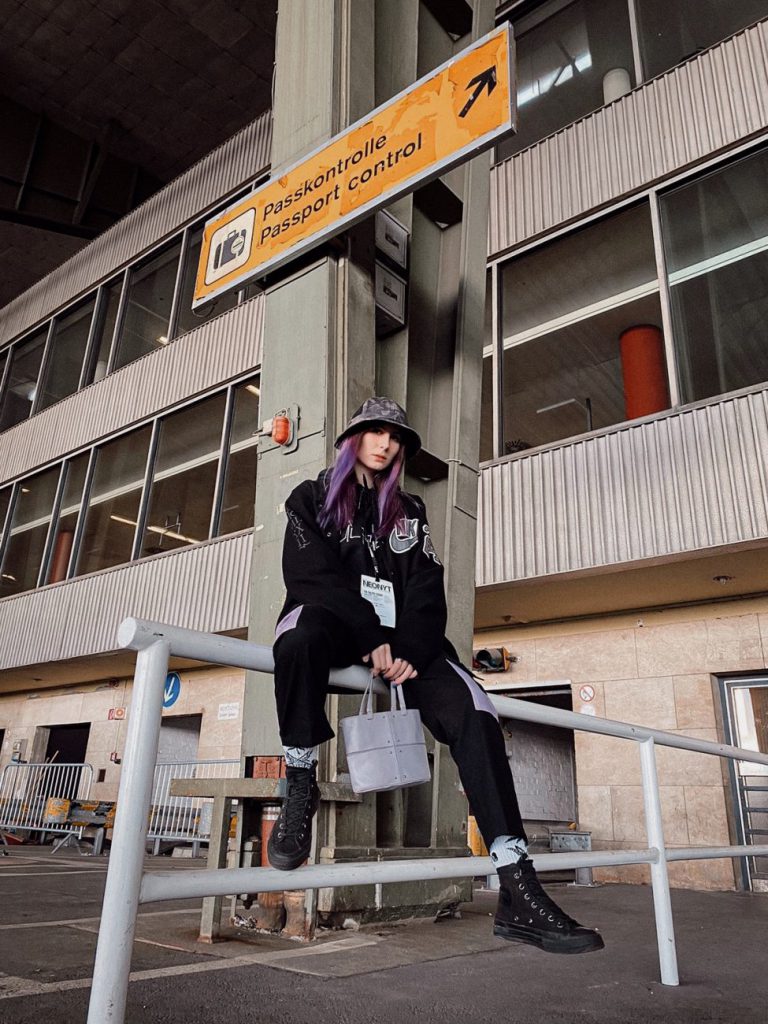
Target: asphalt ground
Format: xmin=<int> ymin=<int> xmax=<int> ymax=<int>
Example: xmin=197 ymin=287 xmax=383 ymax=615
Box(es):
xmin=1 ymin=844 xmax=767 ymax=1024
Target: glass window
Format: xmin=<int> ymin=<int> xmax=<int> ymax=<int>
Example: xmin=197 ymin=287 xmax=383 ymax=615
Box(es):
xmin=45 ymin=454 xmax=90 ymax=585
xmin=500 ymin=204 xmax=668 ymax=449
xmin=660 ymin=147 xmax=768 ymax=404
xmin=85 ymin=279 xmax=122 ymax=385
xmin=480 ymin=355 xmax=494 ymax=462
xmin=637 ymin=0 xmax=766 ymax=80
xmin=0 ymin=485 xmax=10 ymax=536
xmin=112 ymin=241 xmax=182 ymax=371
xmin=0 ymin=467 xmax=60 ymax=597
xmin=140 ymin=394 xmax=226 ymax=557
xmin=503 ymin=204 xmax=657 ymax=339
xmin=497 ymin=0 xmax=635 ymax=161
xmin=36 ymin=298 xmax=97 ymax=411
xmin=174 ymin=226 xmax=238 ymax=337
xmin=219 ymin=380 xmax=260 ymax=535
xmin=0 ymin=328 xmax=47 ymax=432
xmin=75 ymin=426 xmax=152 ymax=575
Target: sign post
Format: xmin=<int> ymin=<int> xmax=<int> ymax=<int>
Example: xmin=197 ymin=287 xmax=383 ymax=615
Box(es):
xmin=193 ymin=24 xmax=515 ymax=307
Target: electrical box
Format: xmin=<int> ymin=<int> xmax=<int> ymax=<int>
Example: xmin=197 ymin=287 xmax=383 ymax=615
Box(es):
xmin=375 ymin=262 xmax=407 ymax=336
xmin=549 ymin=830 xmax=592 ymax=852
xmin=11 ymin=738 xmax=27 ymax=763
xmin=375 ymin=210 xmax=409 ymax=271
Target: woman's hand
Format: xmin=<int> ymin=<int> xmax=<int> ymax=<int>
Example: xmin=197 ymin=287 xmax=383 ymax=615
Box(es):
xmin=363 ymin=644 xmax=418 ymax=685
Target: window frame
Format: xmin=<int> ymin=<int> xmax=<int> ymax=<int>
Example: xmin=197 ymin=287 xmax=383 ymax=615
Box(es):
xmin=0 ymin=372 xmax=260 ymax=597
xmin=483 ymin=132 xmax=768 ymax=463
xmin=0 ymin=184 xmax=261 ymax=435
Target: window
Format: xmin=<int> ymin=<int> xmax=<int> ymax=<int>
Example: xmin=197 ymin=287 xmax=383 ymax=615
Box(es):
xmin=0 ymin=466 xmax=60 ymax=597
xmin=0 ymin=377 xmax=259 ymax=598
xmin=219 ymin=380 xmax=260 ymax=534
xmin=36 ymin=298 xmax=97 ymax=411
xmin=44 ymin=454 xmax=90 ymax=584
xmin=174 ymin=226 xmax=238 ymax=337
xmin=86 ymin=279 xmax=122 ymax=385
xmin=140 ymin=394 xmax=227 ymax=557
xmin=636 ymin=0 xmax=766 ymax=80
xmin=497 ymin=0 xmax=635 ymax=161
xmin=112 ymin=241 xmax=182 ymax=370
xmin=498 ymin=204 xmax=668 ymax=450
xmin=660 ymin=146 xmax=768 ymax=404
xmin=0 ymin=328 xmax=47 ymax=431
xmin=0 ymin=188 xmax=255 ymax=438
xmin=76 ymin=426 xmax=153 ymax=575
xmin=0 ymin=486 xmax=10 ymax=536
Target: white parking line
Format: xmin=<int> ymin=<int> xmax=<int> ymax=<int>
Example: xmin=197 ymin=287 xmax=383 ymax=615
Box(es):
xmin=0 ymin=935 xmax=379 ymax=1000
xmin=0 ymin=869 xmax=108 ymax=877
xmin=0 ymin=908 xmax=198 ymax=931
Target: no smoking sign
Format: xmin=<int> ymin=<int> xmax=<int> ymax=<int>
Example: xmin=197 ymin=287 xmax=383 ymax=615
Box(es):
xmin=579 ymin=685 xmax=595 ymax=703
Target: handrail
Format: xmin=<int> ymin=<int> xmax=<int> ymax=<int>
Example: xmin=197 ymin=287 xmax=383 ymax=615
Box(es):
xmin=87 ymin=618 xmax=768 ymax=1024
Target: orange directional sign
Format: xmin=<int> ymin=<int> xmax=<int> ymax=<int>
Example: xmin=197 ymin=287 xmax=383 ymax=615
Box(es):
xmin=193 ymin=24 xmax=515 ymax=308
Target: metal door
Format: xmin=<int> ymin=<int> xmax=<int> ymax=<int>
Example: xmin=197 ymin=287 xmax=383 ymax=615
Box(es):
xmin=500 ymin=687 xmax=577 ymax=826
xmin=721 ymin=675 xmax=768 ymax=890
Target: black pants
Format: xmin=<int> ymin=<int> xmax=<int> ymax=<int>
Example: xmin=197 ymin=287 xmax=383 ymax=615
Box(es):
xmin=273 ymin=604 xmax=527 ymax=846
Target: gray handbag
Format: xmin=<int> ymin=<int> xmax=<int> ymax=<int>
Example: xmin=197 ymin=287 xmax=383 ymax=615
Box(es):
xmin=340 ymin=676 xmax=431 ymax=794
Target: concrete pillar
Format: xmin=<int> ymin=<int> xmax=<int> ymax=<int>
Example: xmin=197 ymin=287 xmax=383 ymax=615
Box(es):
xmin=242 ymin=0 xmax=496 ymax=927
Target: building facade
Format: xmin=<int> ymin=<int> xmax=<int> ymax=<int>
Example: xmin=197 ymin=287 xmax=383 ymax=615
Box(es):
xmin=1 ymin=1 xmax=767 ymax=894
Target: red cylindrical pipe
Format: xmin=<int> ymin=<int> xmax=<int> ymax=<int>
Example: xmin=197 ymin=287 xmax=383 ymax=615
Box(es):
xmin=49 ymin=528 xmax=74 ymax=584
xmin=620 ymin=325 xmax=669 ymax=419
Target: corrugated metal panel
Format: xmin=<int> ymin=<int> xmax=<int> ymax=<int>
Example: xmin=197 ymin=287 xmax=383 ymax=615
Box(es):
xmin=0 ymin=113 xmax=272 ymax=346
xmin=476 ymin=386 xmax=768 ymax=585
xmin=0 ymin=293 xmax=264 ymax=484
xmin=0 ymin=531 xmax=253 ymax=671
xmin=489 ymin=20 xmax=768 ymax=256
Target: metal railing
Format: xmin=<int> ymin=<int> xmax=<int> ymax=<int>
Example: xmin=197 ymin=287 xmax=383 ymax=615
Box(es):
xmin=148 ymin=758 xmax=240 ymax=854
xmin=0 ymin=761 xmax=93 ymax=841
xmin=87 ymin=618 xmax=768 ymax=1024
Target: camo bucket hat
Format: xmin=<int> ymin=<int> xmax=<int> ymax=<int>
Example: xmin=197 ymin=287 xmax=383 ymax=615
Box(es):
xmin=334 ymin=396 xmax=421 ymax=458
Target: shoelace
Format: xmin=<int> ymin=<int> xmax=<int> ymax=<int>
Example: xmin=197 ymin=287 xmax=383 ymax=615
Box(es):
xmin=517 ymin=863 xmax=579 ymax=927
xmin=280 ymin=776 xmax=315 ymax=834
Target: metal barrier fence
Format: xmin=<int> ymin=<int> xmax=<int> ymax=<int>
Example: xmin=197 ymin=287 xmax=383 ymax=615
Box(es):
xmin=0 ymin=761 xmax=93 ymax=840
xmin=148 ymin=759 xmax=240 ymax=855
xmin=87 ymin=618 xmax=768 ymax=1024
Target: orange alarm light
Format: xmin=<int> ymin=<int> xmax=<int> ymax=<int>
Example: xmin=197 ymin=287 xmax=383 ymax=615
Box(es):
xmin=272 ymin=414 xmax=291 ymax=445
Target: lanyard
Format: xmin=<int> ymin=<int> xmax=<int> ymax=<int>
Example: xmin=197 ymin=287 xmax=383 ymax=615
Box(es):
xmin=366 ymin=534 xmax=382 ymax=580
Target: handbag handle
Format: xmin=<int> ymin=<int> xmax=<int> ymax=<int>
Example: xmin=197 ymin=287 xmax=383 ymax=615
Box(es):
xmin=358 ymin=674 xmax=409 ymax=717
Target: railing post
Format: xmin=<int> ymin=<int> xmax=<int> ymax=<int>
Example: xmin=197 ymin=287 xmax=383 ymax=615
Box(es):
xmin=88 ymin=638 xmax=171 ymax=1024
xmin=639 ymin=737 xmax=679 ymax=986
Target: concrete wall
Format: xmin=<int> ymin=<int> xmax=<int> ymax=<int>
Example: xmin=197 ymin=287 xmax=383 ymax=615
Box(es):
xmin=0 ymin=666 xmax=244 ymax=803
xmin=475 ymin=596 xmax=768 ymax=890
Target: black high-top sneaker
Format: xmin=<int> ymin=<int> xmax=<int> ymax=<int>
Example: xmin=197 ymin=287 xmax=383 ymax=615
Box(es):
xmin=494 ymin=855 xmax=605 ymax=954
xmin=267 ymin=764 xmax=320 ymax=871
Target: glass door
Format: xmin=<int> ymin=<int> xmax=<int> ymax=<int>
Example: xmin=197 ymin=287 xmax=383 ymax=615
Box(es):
xmin=722 ymin=676 xmax=768 ymax=890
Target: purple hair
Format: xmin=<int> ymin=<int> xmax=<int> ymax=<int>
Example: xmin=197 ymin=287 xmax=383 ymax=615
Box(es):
xmin=319 ymin=433 xmax=406 ymax=538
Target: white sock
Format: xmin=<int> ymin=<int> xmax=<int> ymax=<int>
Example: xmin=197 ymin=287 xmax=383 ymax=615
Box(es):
xmin=284 ymin=745 xmax=318 ymax=770
xmin=490 ymin=835 xmax=528 ymax=868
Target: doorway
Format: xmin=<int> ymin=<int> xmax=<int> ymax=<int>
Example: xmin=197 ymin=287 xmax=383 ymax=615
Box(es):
xmin=44 ymin=723 xmax=90 ymax=765
xmin=497 ymin=686 xmax=577 ymax=836
xmin=720 ymin=675 xmax=768 ymax=890
xmin=157 ymin=714 xmax=202 ymax=763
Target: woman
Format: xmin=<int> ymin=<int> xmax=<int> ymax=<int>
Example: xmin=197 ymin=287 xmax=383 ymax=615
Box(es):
xmin=268 ymin=397 xmax=603 ymax=955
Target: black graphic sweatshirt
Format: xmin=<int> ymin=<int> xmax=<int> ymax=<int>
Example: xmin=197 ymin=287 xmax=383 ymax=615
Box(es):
xmin=277 ymin=470 xmax=456 ymax=672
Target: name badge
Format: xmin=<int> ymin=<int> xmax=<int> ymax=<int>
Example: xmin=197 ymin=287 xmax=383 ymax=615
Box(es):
xmin=360 ymin=575 xmax=396 ymax=627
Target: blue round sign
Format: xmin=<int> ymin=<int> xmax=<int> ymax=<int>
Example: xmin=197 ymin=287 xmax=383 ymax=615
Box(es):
xmin=163 ymin=672 xmax=181 ymax=709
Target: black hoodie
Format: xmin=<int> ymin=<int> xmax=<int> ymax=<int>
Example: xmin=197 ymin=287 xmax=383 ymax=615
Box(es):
xmin=277 ymin=470 xmax=454 ymax=672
